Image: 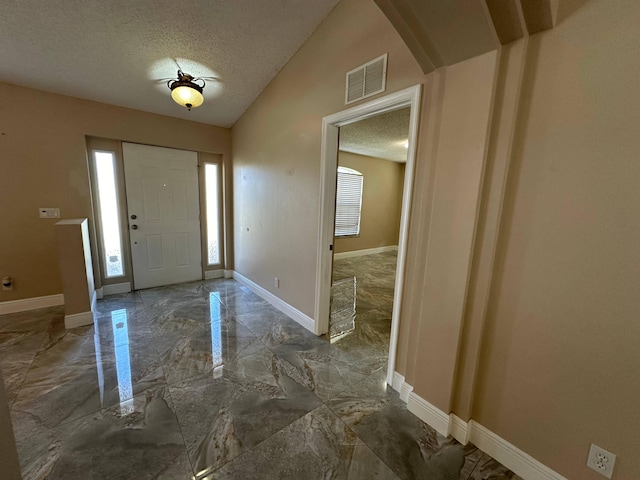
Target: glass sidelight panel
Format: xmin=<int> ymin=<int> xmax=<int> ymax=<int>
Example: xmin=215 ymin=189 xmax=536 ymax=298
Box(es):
xmin=205 ymin=163 xmax=221 ymax=265
xmin=93 ymin=151 xmax=124 ymax=277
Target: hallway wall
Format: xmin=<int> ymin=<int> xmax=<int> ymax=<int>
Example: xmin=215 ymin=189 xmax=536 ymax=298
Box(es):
xmin=472 ymin=2 xmax=640 ymax=478
xmin=231 ymin=0 xmax=424 ymax=316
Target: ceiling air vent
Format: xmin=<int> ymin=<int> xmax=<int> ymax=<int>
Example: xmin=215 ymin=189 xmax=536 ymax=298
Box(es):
xmin=345 ymin=53 xmax=388 ymax=105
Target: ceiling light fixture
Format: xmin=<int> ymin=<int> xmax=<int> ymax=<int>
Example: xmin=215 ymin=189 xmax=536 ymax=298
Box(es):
xmin=167 ymin=70 xmax=205 ymax=111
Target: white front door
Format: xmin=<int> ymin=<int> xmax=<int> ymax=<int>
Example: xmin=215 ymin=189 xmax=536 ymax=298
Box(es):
xmin=123 ymin=143 xmax=202 ymax=290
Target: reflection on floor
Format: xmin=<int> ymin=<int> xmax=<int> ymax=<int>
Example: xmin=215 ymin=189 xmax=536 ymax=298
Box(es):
xmin=0 ymin=275 xmax=522 ymax=479
xmin=330 ymin=250 xmax=397 ymax=345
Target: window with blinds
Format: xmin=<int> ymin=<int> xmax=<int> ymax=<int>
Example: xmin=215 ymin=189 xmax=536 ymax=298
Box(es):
xmin=335 ymin=167 xmax=363 ymax=237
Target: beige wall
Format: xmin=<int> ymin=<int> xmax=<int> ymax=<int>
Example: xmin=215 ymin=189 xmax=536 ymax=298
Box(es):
xmin=334 ymin=152 xmax=404 ymax=254
xmin=231 ymin=0 xmax=424 ymax=317
xmin=404 ymin=50 xmax=498 ymax=410
xmin=471 ymin=2 xmax=640 ymax=478
xmin=0 ymin=84 xmax=231 ymax=302
xmin=453 ymin=38 xmax=528 ymax=421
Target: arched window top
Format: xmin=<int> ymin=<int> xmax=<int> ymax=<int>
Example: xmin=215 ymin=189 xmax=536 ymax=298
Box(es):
xmin=337 ymin=166 xmax=362 ymax=176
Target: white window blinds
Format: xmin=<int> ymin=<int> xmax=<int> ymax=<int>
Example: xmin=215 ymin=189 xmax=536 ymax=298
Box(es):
xmin=335 ymin=167 xmax=363 ymax=237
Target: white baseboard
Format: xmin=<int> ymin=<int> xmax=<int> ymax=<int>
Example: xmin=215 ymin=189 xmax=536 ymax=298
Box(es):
xmin=333 ymin=245 xmax=398 ymax=260
xmin=407 ymin=391 xmax=450 ymax=437
xmin=390 ymin=372 xmax=413 ymax=402
xmin=450 ymin=414 xmax=470 ymax=445
xmin=0 ymin=294 xmax=64 ymax=315
xmin=103 ymin=282 xmax=131 ymax=296
xmin=64 ymin=310 xmax=94 ymax=329
xmin=205 ymin=270 xmax=225 ymax=280
xmin=401 ymin=382 xmax=414 ymax=403
xmin=232 ymin=271 xmax=315 ymax=334
xmin=391 ymin=372 xmax=405 ymax=392
xmin=390 ymin=372 xmax=566 ymax=480
xmin=468 ymin=421 xmax=567 ymax=480
xmin=224 ymin=270 xmax=233 ymax=279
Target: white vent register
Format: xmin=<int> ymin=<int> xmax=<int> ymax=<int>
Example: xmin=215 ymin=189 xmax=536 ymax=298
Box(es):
xmin=345 ymin=53 xmax=387 ymax=104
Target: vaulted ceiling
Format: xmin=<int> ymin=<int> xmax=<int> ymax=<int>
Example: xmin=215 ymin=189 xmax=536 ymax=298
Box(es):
xmin=0 ymin=0 xmax=340 ymax=127
xmin=0 ymin=0 xmax=558 ymax=133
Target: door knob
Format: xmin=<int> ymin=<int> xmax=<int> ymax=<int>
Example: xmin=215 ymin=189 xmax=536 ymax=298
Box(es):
xmin=131 ymin=214 xmax=137 ymax=220
xmin=131 ymin=225 xmax=138 ymax=230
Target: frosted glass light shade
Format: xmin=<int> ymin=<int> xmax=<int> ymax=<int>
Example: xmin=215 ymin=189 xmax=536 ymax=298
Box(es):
xmin=171 ymin=86 xmax=204 ymax=109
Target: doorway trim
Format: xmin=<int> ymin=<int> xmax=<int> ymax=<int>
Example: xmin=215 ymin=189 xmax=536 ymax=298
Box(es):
xmin=315 ymin=84 xmax=422 ymax=386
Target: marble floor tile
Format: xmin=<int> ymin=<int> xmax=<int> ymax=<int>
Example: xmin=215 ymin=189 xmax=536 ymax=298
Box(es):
xmin=92 ymin=291 xmax=146 ymax=317
xmin=207 ymin=405 xmax=400 ymax=480
xmin=158 ymin=318 xmax=265 ymax=385
xmin=0 ymin=308 xmax=55 ymax=353
xmin=11 ymin=322 xmax=106 ymax=429
xmin=273 ymin=343 xmax=367 ymax=401
xmin=12 ymin=386 xmax=192 ymax=480
xmin=466 ymin=453 xmax=522 ymax=479
xmin=13 ymin=314 xmax=165 ymax=429
xmin=327 ymin=368 xmax=480 ymax=480
xmin=1 ymin=356 xmax=34 ymax=406
xmin=215 ymin=286 xmax=271 ymax=317
xmin=0 ymin=307 xmax=63 ymax=406
xmin=139 ymin=281 xmax=211 ymax=310
xmin=1 ymin=273 xmax=519 ymax=480
xmin=233 ymin=304 xmax=309 ymax=341
xmin=169 ymin=348 xmax=323 ymax=476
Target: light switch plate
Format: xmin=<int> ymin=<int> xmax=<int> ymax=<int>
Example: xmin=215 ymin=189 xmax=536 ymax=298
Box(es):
xmin=39 ymin=208 xmax=60 ymax=218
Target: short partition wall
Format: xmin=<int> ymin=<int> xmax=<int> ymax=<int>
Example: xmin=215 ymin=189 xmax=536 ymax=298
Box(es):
xmin=55 ymin=218 xmax=96 ymax=329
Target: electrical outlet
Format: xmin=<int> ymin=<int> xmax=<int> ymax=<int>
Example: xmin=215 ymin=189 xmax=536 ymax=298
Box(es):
xmin=274 ymin=276 xmax=279 ymax=288
xmin=587 ymin=444 xmax=616 ymax=478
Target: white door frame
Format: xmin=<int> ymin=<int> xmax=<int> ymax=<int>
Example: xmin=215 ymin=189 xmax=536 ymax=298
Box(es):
xmin=315 ymin=84 xmax=422 ymax=386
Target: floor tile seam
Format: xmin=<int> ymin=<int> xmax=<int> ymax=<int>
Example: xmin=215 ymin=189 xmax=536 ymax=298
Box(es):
xmin=162 ymin=378 xmax=197 ymax=479
xmin=191 ymin=405 xmax=317 ymax=479
xmin=29 ymin=351 xmax=171 ymax=415
xmin=158 ymin=352 xmax=205 ymax=389
xmin=7 ymin=329 xmax=52 ymax=412
xmin=9 ymin=400 xmax=101 ymax=431
xmin=325 ymin=400 xmax=403 ymax=480
xmin=463 ymin=457 xmax=482 ymax=480
xmin=260 ymin=343 xmax=344 ymax=397
xmin=462 ymin=449 xmax=498 ymax=479
xmin=228 ymin=314 xmax=263 ymax=339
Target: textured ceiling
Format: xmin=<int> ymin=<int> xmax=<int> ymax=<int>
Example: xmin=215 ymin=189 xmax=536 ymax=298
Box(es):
xmin=339 ymin=107 xmax=410 ymax=163
xmin=0 ymin=0 xmax=340 ymax=127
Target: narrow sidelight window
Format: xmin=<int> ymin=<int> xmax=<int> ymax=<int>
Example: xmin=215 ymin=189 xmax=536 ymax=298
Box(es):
xmin=93 ymin=151 xmax=124 ymax=277
xmin=205 ymin=163 xmax=221 ymax=265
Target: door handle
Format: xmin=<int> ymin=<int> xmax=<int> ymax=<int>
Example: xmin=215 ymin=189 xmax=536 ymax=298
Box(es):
xmin=131 ymin=225 xmax=139 ymax=230
xmin=130 ymin=214 xmax=137 ymax=220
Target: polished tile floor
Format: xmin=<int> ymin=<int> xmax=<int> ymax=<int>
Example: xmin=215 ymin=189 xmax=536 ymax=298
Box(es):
xmin=0 ymin=253 xmax=521 ymax=479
